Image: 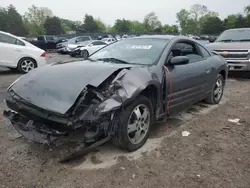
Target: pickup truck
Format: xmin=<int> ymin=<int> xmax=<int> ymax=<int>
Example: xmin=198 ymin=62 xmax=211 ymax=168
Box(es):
xmin=30 ymin=35 xmax=59 ymax=51
xmin=206 ymin=28 xmax=250 ymax=71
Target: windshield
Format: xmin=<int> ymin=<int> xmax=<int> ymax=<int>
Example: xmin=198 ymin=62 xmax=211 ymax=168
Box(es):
xmin=67 ymin=37 xmax=78 ymax=43
xmin=216 ymin=29 xmax=250 ymax=42
xmin=78 ymin=41 xmax=91 ymax=46
xmin=90 ymin=38 xmax=169 ymax=65
xmin=45 ymin=36 xmax=55 ymax=41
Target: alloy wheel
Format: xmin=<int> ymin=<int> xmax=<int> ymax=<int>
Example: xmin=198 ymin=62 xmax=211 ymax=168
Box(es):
xmin=214 ymin=77 xmax=223 ymax=101
xmin=127 ymin=104 xmax=150 ymax=144
xmin=21 ymin=60 xmax=35 ymax=73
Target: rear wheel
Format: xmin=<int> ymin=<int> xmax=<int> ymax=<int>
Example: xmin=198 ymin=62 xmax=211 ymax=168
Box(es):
xmin=17 ymin=58 xmax=37 ymax=74
xmin=205 ymin=74 xmax=224 ymax=104
xmin=112 ymin=95 xmax=153 ymax=151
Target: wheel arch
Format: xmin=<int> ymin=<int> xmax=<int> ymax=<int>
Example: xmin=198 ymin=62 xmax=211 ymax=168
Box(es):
xmin=131 ymin=81 xmax=162 ymax=120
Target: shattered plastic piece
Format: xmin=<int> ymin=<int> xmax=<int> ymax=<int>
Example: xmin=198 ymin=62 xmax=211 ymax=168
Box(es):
xmin=197 ymin=175 xmax=201 ymax=177
xmin=228 ymin=118 xmax=240 ymax=124
xmin=120 ymin=167 xmax=126 ymax=170
xmin=132 ymin=174 xmax=136 ymax=179
xmin=182 ymin=131 xmax=190 ymax=137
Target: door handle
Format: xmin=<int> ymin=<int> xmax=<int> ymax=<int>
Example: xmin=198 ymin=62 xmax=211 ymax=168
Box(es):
xmin=15 ymin=49 xmax=22 ymax=52
xmin=205 ymin=69 xmax=211 ymax=74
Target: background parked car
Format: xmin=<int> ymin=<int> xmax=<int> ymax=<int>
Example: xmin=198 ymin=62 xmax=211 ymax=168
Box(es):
xmin=0 ymin=31 xmax=47 ymax=73
xmin=70 ymin=40 xmax=107 ymax=58
xmin=56 ymin=36 xmax=93 ymax=54
xmin=101 ymin=37 xmax=117 ymax=44
xmin=29 ymin=35 xmax=58 ymax=51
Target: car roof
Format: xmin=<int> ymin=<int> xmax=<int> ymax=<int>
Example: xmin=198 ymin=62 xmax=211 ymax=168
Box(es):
xmin=226 ymin=28 xmax=250 ymax=31
xmin=133 ymin=35 xmax=187 ymax=40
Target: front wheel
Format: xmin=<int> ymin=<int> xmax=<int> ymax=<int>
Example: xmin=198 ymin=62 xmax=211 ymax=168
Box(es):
xmin=80 ymin=50 xmax=89 ymax=58
xmin=112 ymin=95 xmax=153 ymax=151
xmin=204 ymin=74 xmax=224 ymax=104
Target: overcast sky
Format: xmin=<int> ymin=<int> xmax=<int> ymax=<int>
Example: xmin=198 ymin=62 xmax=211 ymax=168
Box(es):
xmin=0 ymin=0 xmax=249 ymax=25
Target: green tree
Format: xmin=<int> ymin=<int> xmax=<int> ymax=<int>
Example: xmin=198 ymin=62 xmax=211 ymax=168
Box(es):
xmin=106 ymin=25 xmax=116 ymax=32
xmin=24 ymin=5 xmax=53 ymax=35
xmin=83 ymin=14 xmax=98 ymax=32
xmin=223 ymin=14 xmax=237 ymax=29
xmin=0 ymin=7 xmax=9 ymax=33
xmin=95 ymin=19 xmax=106 ymax=32
xmin=0 ymin=5 xmax=27 ymax=36
xmin=130 ymin=21 xmax=146 ymax=32
xmin=113 ymin=19 xmax=132 ymax=32
xmin=143 ymin=12 xmax=161 ymax=32
xmin=162 ymin=24 xmax=179 ymax=33
xmin=200 ymin=16 xmax=223 ymax=34
xmin=235 ymin=14 xmax=247 ymax=28
xmin=244 ymin=5 xmax=250 ymax=15
xmin=60 ymin=18 xmax=75 ymax=32
xmin=177 ymin=5 xmax=220 ymax=34
xmin=176 ymin=9 xmax=197 ymax=34
xmin=44 ymin=16 xmax=63 ymax=35
xmin=6 ymin=5 xmax=27 ymax=36
xmin=190 ymin=4 xmax=208 ymax=21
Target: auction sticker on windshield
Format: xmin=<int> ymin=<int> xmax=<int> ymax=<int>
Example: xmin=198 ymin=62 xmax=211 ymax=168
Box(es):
xmin=131 ymin=45 xmax=152 ymax=49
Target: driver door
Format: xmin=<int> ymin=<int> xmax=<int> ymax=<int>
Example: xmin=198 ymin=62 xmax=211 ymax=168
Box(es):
xmin=165 ymin=41 xmax=207 ymax=114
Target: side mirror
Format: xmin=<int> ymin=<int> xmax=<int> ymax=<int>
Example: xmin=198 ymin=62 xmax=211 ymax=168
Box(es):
xmin=88 ymin=43 xmax=93 ymax=47
xmin=209 ymin=38 xmax=216 ymax=43
xmin=75 ymin=39 xmax=79 ymax=43
xmin=170 ymin=56 xmax=189 ymax=65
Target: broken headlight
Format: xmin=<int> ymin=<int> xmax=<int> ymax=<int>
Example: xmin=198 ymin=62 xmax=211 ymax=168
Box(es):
xmin=101 ymin=84 xmax=116 ymax=98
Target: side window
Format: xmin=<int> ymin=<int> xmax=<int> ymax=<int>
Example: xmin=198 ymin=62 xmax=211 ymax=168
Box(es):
xmin=0 ymin=33 xmax=16 ymax=45
xmin=92 ymin=41 xmax=106 ymax=45
xmin=76 ymin=37 xmax=83 ymax=42
xmin=16 ymin=39 xmax=25 ymax=46
xmin=80 ymin=37 xmax=90 ymax=42
xmin=169 ymin=42 xmax=203 ymax=63
xmin=198 ymin=45 xmax=211 ymax=58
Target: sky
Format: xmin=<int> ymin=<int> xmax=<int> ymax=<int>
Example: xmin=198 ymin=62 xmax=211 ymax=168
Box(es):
xmin=0 ymin=0 xmax=249 ymax=25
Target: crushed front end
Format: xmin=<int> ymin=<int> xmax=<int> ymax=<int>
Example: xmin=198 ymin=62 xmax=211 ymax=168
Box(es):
xmin=3 ymin=83 xmax=118 ymax=147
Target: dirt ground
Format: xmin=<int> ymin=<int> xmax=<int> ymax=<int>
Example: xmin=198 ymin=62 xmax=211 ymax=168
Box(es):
xmin=0 ymin=56 xmax=250 ymax=188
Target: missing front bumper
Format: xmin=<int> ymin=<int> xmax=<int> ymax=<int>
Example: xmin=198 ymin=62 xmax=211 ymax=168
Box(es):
xmin=3 ymin=110 xmax=67 ymax=144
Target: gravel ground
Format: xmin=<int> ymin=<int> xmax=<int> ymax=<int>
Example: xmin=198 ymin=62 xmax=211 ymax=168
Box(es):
xmin=0 ymin=54 xmax=250 ymax=188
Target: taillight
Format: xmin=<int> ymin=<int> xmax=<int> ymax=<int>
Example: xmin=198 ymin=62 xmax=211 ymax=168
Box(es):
xmin=41 ymin=52 xmax=46 ymax=57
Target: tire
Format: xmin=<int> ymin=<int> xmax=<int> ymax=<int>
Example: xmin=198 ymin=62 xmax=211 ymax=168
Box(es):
xmin=80 ymin=50 xmax=89 ymax=58
xmin=17 ymin=58 xmax=37 ymax=74
xmin=8 ymin=67 xmax=17 ymax=71
xmin=204 ymin=74 xmax=224 ymax=104
xmin=70 ymin=53 xmax=76 ymax=57
xmin=112 ymin=95 xmax=153 ymax=151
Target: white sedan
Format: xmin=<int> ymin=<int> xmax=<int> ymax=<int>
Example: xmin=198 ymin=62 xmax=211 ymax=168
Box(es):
xmin=70 ymin=40 xmax=107 ymax=58
xmin=101 ymin=38 xmax=116 ymax=44
xmin=0 ymin=31 xmax=47 ymax=73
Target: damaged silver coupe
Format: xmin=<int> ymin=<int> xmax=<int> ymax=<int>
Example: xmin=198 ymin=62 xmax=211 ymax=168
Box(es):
xmin=3 ymin=35 xmax=228 ymax=161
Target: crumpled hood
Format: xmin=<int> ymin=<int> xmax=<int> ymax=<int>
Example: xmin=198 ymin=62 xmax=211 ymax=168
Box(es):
xmin=10 ymin=60 xmax=134 ymax=114
xmin=206 ymin=42 xmax=250 ymax=50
